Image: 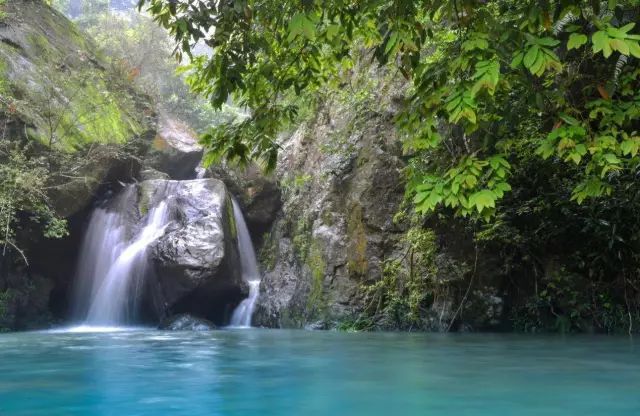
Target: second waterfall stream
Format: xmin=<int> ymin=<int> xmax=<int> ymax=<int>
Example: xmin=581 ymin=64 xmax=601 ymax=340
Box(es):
xmin=229 ymin=199 xmax=261 ymax=327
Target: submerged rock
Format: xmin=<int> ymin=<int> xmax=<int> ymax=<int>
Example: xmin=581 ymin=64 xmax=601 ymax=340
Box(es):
xmin=159 ymin=314 xmax=216 ymax=331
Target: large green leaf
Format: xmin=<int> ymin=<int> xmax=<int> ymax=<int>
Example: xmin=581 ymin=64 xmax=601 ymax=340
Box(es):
xmin=469 ymin=190 xmax=497 ymax=213
xmin=567 ymin=33 xmax=587 ymax=50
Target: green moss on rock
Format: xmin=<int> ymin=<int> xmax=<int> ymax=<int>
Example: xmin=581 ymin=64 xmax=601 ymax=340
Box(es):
xmin=292 ymin=216 xmax=312 ymax=261
xmin=347 ymin=203 xmax=368 ymax=277
xmin=258 ymin=231 xmax=277 ymax=271
xmin=0 ymin=1 xmax=148 ymax=153
xmin=305 ymin=240 xmax=328 ymax=319
xmin=226 ymin=195 xmax=237 ymax=240
xmin=137 ymin=183 xmax=151 ymax=215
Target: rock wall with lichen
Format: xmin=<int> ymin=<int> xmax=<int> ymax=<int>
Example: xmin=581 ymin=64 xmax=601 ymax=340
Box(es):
xmin=0 ymin=0 xmax=155 ymax=217
xmin=251 ymin=75 xmax=507 ymax=331
xmin=253 ymin=94 xmax=410 ymax=329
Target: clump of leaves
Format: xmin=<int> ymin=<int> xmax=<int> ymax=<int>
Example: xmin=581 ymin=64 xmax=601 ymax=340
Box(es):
xmin=0 ymin=141 xmax=67 ymax=264
xmin=139 ymin=0 xmax=640 ymax=220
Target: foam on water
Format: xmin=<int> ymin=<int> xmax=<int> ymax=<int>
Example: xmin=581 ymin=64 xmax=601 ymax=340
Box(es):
xmin=48 ymin=325 xmax=148 ymax=334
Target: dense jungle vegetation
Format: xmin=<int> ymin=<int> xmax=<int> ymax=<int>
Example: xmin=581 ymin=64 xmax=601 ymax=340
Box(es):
xmin=136 ymin=0 xmax=640 ymax=333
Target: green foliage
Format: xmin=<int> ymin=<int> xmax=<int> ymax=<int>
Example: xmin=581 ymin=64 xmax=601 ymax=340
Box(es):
xmin=591 ymin=22 xmax=640 ymax=58
xmin=473 ymin=129 xmax=640 ymax=333
xmin=411 ymin=155 xmax=511 ymax=220
xmin=357 ymin=228 xmax=441 ymax=331
xmin=0 ymin=141 xmax=68 ymax=264
xmin=513 ymin=268 xmax=639 ymax=334
xmin=515 ymin=35 xmax=562 ymax=76
xmin=139 ymin=0 xmax=640 ymax=216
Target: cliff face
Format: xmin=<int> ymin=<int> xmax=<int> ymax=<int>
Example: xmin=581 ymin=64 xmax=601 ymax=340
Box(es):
xmin=0 ymin=0 xmax=155 ymax=330
xmin=252 ymin=96 xmax=408 ymax=328
xmin=0 ymin=0 xmax=155 ymax=216
xmin=251 ymin=82 xmax=506 ymax=331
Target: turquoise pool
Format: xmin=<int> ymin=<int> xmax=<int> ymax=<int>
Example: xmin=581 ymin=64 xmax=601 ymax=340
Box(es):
xmin=0 ymin=329 xmax=638 ymax=415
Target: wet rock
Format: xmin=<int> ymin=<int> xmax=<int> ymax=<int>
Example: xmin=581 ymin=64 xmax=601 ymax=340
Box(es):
xmin=208 ymin=163 xmax=282 ymax=239
xmin=253 ymin=98 xmax=407 ymax=329
xmin=251 ymin=78 xmax=498 ymax=332
xmin=305 ymin=321 xmax=331 ymax=331
xmin=144 ymin=115 xmax=203 ymax=179
xmin=461 ymin=287 xmax=505 ymax=330
xmin=159 ymin=314 xmax=216 ymax=331
xmin=141 ymin=179 xmax=247 ymax=325
xmin=139 ymin=169 xmax=170 ymax=181
xmin=0 ymin=269 xmax=55 ymax=331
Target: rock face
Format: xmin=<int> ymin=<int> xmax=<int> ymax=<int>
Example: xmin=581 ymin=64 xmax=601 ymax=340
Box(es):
xmin=159 ymin=314 xmax=216 ymax=331
xmin=0 ymin=270 xmax=54 ymax=331
xmin=208 ymin=163 xmax=282 ymax=241
xmin=144 ymin=114 xmax=203 ymax=180
xmin=140 ymin=179 xmax=246 ymax=325
xmin=253 ymin=99 xmax=408 ymax=329
xmin=0 ymin=0 xmax=155 ymax=218
xmin=251 ymin=91 xmax=503 ymax=331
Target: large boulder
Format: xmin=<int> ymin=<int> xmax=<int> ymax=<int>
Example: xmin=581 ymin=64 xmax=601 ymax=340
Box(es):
xmin=144 ymin=114 xmax=203 ymax=180
xmin=140 ymin=179 xmax=246 ymax=325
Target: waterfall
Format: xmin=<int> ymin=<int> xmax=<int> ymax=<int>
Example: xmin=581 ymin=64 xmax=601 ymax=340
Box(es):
xmin=73 ymin=186 xmax=172 ymax=327
xmin=229 ymin=199 xmax=261 ymax=327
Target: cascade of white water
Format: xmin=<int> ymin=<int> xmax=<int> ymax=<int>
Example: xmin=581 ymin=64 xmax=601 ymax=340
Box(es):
xmin=73 ymin=186 xmax=172 ymax=327
xmin=229 ymin=199 xmax=261 ymax=327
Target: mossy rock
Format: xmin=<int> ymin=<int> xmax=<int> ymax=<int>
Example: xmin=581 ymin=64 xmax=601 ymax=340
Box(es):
xmin=0 ymin=1 xmax=155 ymax=216
xmin=346 ymin=203 xmax=368 ymax=277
